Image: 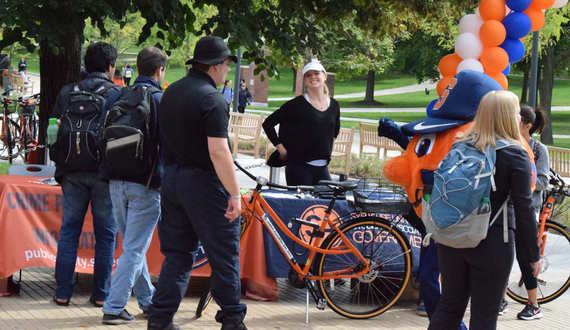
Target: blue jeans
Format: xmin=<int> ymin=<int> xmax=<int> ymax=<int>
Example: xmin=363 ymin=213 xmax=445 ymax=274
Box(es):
xmin=103 ymin=181 xmax=160 ymax=315
xmin=148 ymin=165 xmax=246 ymax=328
xmin=55 ymin=171 xmax=117 ymax=301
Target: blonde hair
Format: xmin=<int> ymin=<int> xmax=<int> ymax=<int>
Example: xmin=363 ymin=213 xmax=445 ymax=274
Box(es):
xmin=324 ymin=83 xmax=329 ymax=95
xmin=456 ymin=90 xmax=525 ymax=151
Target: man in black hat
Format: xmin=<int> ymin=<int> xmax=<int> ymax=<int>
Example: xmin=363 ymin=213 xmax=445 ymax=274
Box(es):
xmin=147 ymin=36 xmax=246 ymax=330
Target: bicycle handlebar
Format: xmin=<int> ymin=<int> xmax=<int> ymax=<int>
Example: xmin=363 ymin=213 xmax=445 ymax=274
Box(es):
xmin=233 ymin=160 xmax=314 ymax=192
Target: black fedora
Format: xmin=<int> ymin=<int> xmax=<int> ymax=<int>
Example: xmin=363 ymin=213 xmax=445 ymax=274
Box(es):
xmin=185 ymin=36 xmax=238 ymax=65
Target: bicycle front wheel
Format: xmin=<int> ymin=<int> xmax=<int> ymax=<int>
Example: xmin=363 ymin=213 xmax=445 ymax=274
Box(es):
xmin=0 ymin=118 xmax=22 ymax=161
xmin=314 ymin=217 xmax=412 ymax=319
xmin=507 ymin=221 xmax=570 ymax=304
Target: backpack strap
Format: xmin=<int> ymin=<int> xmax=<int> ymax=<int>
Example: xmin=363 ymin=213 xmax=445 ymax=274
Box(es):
xmin=488 ymin=196 xmax=510 ymax=243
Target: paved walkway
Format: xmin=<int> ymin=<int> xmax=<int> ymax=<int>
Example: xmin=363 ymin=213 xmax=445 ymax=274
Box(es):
xmin=1 ymin=262 xmax=569 ymax=329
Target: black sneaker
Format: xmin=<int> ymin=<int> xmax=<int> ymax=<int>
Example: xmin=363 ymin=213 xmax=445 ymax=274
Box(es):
xmin=221 ymin=317 xmax=248 ymax=330
xmin=102 ymin=309 xmax=135 ymax=325
xmin=148 ymin=322 xmax=180 ymax=330
xmin=517 ymin=301 xmax=542 ymax=320
xmin=498 ymin=299 xmax=508 ymax=315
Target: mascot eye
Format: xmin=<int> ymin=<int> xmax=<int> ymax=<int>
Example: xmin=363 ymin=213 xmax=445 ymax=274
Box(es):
xmin=415 ymin=133 xmax=436 ymax=158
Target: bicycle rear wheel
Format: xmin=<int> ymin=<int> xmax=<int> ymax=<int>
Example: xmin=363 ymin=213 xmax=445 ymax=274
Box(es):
xmin=0 ymin=118 xmax=22 ymax=161
xmin=314 ymin=217 xmax=412 ymax=319
xmin=507 ymin=221 xmax=570 ymax=304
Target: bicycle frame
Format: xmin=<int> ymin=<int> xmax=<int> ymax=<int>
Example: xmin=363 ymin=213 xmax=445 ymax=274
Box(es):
xmin=240 ymin=187 xmax=371 ymax=282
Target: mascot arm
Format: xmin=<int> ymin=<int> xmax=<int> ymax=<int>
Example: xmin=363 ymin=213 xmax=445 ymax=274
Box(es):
xmin=378 ymin=117 xmax=411 ymax=150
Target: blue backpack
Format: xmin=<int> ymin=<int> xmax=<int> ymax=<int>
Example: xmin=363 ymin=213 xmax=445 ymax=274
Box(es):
xmin=422 ymin=139 xmax=513 ymax=248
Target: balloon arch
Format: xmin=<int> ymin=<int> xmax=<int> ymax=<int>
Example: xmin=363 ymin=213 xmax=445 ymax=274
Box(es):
xmin=436 ymin=0 xmax=568 ymax=95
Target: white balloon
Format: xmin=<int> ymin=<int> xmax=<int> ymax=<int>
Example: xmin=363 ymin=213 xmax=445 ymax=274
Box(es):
xmin=476 ymin=6 xmax=480 ymax=16
xmin=552 ymin=0 xmax=568 ymax=8
xmin=455 ymin=33 xmax=484 ymax=60
xmin=457 ymin=59 xmax=485 ymax=73
xmin=459 ymin=14 xmax=484 ymax=36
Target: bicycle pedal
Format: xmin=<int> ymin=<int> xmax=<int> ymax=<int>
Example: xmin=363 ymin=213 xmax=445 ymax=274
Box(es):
xmin=317 ymin=298 xmax=327 ymax=310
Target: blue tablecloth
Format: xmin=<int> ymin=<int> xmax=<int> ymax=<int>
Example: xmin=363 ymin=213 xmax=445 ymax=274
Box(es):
xmin=259 ymin=191 xmax=421 ymax=278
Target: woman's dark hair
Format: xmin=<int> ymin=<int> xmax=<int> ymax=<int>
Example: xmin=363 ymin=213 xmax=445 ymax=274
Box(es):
xmin=520 ymin=105 xmax=548 ymax=135
xmin=224 ymin=80 xmax=231 ymax=86
xmin=114 ymin=68 xmax=122 ymax=78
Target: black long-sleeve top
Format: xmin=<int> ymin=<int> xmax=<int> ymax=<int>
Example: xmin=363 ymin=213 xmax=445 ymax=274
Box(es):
xmin=491 ymin=145 xmax=540 ymax=263
xmin=263 ymin=95 xmax=340 ymax=163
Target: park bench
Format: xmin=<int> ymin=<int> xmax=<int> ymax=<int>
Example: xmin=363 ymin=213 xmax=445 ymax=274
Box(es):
xmin=547 ymin=146 xmax=570 ymax=178
xmin=228 ymin=112 xmax=265 ymax=159
xmin=359 ymin=121 xmax=404 ymax=158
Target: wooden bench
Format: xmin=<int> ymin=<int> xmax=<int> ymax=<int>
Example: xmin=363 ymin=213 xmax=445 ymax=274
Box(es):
xmin=10 ymin=73 xmax=34 ymax=95
xmin=547 ymin=146 xmax=570 ymax=177
xmin=228 ymin=112 xmax=264 ymax=159
xmin=359 ymin=121 xmax=404 ymax=158
xmin=329 ymin=127 xmax=355 ymax=175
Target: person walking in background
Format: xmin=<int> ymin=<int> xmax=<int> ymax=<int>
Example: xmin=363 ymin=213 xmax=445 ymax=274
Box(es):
xmin=220 ymin=79 xmax=234 ymax=108
xmin=147 ymin=36 xmax=247 ymax=330
xmin=123 ymin=63 xmax=134 ymax=86
xmin=428 ymin=90 xmax=540 ymax=330
xmin=100 ymin=47 xmax=167 ymax=325
xmin=499 ymin=105 xmax=550 ymax=320
xmin=237 ymin=83 xmax=252 ymax=113
xmin=112 ymin=68 xmax=125 ymax=87
xmin=262 ymin=60 xmax=340 ymax=185
xmin=50 ymin=42 xmax=121 ymax=308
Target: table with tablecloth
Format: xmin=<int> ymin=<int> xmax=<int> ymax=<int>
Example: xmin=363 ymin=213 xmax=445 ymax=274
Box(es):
xmin=0 ymin=175 xmax=420 ymax=300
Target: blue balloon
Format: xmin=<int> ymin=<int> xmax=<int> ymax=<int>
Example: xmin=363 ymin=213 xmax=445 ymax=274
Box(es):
xmin=502 ymin=63 xmax=511 ymax=76
xmin=505 ymin=0 xmax=531 ymax=12
xmin=426 ymin=99 xmax=438 ymax=118
xmin=502 ymin=12 xmax=531 ymax=39
xmin=500 ymin=37 xmax=526 ymax=63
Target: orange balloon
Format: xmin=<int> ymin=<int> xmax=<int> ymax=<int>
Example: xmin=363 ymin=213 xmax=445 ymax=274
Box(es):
xmin=479 ymin=20 xmax=507 ymax=47
xmin=524 ymin=5 xmax=546 ymax=31
xmin=437 ymin=76 xmax=454 ymax=96
xmin=479 ymin=0 xmax=506 ymax=21
xmin=438 ymin=54 xmax=463 ymax=76
xmin=532 ymin=0 xmax=555 ymax=9
xmin=485 ymin=71 xmax=508 ymax=90
xmin=481 ymin=47 xmax=509 ymax=73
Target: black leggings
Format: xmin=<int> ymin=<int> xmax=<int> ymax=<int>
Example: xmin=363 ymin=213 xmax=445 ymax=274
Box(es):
xmin=515 ymin=236 xmax=538 ymax=290
xmin=285 ymin=160 xmax=331 ymax=186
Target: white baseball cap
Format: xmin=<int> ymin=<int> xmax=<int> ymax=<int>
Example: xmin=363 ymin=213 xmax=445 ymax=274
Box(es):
xmin=302 ymin=61 xmax=326 ymax=76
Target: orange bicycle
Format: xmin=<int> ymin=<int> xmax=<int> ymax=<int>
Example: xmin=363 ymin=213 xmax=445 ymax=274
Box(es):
xmin=196 ymin=161 xmax=413 ymax=319
xmin=507 ymin=168 xmax=570 ymax=304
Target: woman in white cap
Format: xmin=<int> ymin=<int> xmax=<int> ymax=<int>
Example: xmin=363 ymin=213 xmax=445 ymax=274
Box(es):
xmin=263 ymin=60 xmax=340 ymax=185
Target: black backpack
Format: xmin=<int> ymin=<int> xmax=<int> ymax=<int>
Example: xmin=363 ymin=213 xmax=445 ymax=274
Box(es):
xmin=101 ymin=85 xmax=161 ymax=177
xmin=55 ymin=80 xmax=115 ymax=171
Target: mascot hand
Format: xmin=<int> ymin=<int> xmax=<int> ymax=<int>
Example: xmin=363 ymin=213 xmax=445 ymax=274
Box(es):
xmin=378 ymin=117 xmax=410 ymax=150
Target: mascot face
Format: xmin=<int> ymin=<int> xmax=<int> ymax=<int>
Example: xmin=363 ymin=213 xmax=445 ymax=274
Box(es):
xmin=384 ymin=124 xmax=471 ymax=217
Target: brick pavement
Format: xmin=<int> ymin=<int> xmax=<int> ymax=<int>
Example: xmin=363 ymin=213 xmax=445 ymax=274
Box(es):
xmin=0 ymin=267 xmax=569 ymax=329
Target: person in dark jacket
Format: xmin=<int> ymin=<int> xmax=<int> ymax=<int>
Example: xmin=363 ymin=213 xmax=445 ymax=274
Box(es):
xmin=99 ymin=46 xmax=166 ymax=325
xmin=428 ymin=90 xmax=541 ymax=330
xmin=51 ymin=42 xmax=121 ymax=308
xmin=262 ymin=60 xmax=340 ymax=185
xmin=237 ymin=83 xmax=252 ymax=113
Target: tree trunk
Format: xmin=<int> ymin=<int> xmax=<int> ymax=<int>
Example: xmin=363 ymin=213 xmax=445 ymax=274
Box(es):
xmin=539 ymin=45 xmax=555 ymax=145
xmin=521 ymin=68 xmax=529 ymax=104
xmin=37 ymin=31 xmax=82 ymax=163
xmin=364 ymin=69 xmax=375 ymax=103
xmin=292 ymin=67 xmax=297 ymax=93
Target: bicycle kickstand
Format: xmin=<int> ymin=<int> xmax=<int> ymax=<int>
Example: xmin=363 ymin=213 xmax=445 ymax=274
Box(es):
xmin=303 ymin=277 xmax=327 ymax=310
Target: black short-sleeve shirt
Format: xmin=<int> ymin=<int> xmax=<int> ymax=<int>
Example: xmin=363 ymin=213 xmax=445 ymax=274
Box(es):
xmin=159 ymin=68 xmax=229 ymax=171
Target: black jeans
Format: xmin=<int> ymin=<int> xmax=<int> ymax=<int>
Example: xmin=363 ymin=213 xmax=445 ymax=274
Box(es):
xmin=285 ymin=160 xmax=331 ymax=186
xmin=148 ymin=165 xmax=246 ymax=328
xmin=428 ymin=226 xmax=514 ymax=330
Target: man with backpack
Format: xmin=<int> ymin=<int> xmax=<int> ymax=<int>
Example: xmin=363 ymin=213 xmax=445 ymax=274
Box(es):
xmin=99 ymin=47 xmax=166 ymax=325
xmin=50 ymin=42 xmax=121 ymax=308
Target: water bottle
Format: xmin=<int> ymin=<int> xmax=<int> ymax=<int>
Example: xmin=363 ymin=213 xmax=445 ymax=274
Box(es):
xmin=477 ymin=197 xmax=491 ymax=214
xmin=423 ymin=185 xmax=432 ymax=202
xmin=47 ymin=118 xmax=58 ymax=147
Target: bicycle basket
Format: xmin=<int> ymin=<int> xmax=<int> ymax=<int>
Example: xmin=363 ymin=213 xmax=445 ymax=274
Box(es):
xmin=349 ymin=178 xmax=411 ymax=214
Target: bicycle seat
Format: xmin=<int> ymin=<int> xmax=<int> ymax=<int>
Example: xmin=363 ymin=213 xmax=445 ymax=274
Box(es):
xmin=318 ymin=180 xmax=358 ymax=192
